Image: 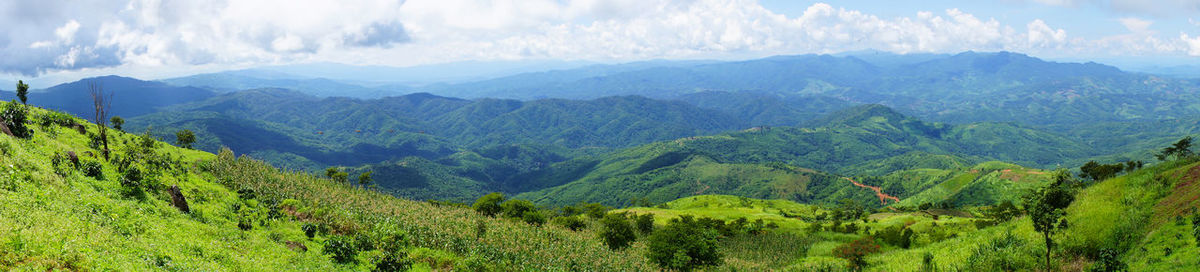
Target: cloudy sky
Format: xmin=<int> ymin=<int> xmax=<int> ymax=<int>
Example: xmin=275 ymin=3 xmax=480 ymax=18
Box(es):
xmin=3 ymin=0 xmax=1199 ymax=86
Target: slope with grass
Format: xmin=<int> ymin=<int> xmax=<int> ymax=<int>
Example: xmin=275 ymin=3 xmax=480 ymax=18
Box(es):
xmin=0 ymin=101 xmax=656 ymax=271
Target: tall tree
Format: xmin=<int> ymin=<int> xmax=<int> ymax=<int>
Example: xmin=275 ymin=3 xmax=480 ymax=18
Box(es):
xmin=358 ymin=171 xmax=373 ymax=187
xmin=89 ymin=81 xmax=112 ymax=160
xmin=1024 ymin=170 xmax=1076 ymax=270
xmin=15 ymin=80 xmax=29 ymax=105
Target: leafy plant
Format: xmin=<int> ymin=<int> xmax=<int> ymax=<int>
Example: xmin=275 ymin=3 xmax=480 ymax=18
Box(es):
xmin=833 ymin=237 xmax=879 ymax=272
xmin=645 ymin=215 xmax=723 ymax=272
xmin=599 ymin=213 xmax=636 ymax=250
xmin=324 ymin=235 xmax=359 ymax=263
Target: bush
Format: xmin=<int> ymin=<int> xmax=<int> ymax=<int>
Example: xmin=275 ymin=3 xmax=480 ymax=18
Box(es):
xmin=521 ymin=209 xmax=547 ymax=226
xmin=472 ymin=192 xmax=505 ymax=217
xmin=646 ymin=215 xmax=723 ymax=271
xmin=302 ymin=223 xmax=321 ymax=239
xmin=583 ymin=203 xmax=610 ymax=219
xmin=635 ymin=213 xmax=655 ymax=235
xmin=81 ymin=160 xmax=103 ymax=180
xmin=554 ymin=216 xmax=587 ymax=231
xmin=599 ymin=213 xmax=637 ymax=250
xmin=833 ymin=237 xmax=879 ymax=272
xmin=325 ymin=235 xmax=359 ymax=263
xmin=501 ymin=199 xmax=536 ymax=219
xmin=1 ymin=101 xmax=31 ymax=138
xmin=373 ymin=253 xmax=412 ymax=272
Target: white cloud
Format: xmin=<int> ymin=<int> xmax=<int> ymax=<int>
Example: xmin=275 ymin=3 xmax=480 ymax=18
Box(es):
xmin=1183 ymin=33 xmax=1200 ymax=56
xmin=2 ymin=0 xmax=1199 ymax=78
xmin=1118 ymin=17 xmax=1153 ymax=33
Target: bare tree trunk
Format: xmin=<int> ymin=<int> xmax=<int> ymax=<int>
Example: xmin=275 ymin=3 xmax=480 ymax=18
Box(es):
xmin=89 ymin=81 xmax=112 ymax=160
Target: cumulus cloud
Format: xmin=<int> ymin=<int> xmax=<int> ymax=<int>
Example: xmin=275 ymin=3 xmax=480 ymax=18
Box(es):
xmin=0 ymin=0 xmax=411 ymax=76
xmin=2 ymin=0 xmax=1199 ymax=77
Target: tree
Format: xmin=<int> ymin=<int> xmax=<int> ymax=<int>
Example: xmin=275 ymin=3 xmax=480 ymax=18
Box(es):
xmin=325 ymin=167 xmax=339 ymax=178
xmin=15 ymin=80 xmax=28 ymax=105
xmin=175 ymin=129 xmax=196 ymax=149
xmin=1024 ymin=170 xmax=1076 ymax=270
xmin=472 ymin=192 xmax=505 ymax=217
xmin=599 ymin=213 xmax=637 ymax=250
xmin=500 ymin=199 xmax=536 ymax=219
xmin=89 ymin=81 xmax=112 ymax=160
xmin=1156 ymin=136 xmax=1194 ymax=161
xmin=110 ymin=116 xmax=124 ymax=131
xmin=635 ymin=213 xmax=655 ymax=235
xmin=646 ymin=215 xmax=723 ymax=271
xmin=358 ymin=171 xmax=373 ymax=187
xmin=833 ymin=237 xmax=880 ymax=272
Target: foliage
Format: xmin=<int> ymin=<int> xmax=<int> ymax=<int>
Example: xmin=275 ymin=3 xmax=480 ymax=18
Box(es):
xmin=554 ymin=216 xmax=587 ymax=231
xmin=501 ymin=199 xmax=537 ymax=219
xmin=645 ymin=215 xmax=723 ymax=271
xmin=110 ymin=116 xmax=124 ymax=131
xmin=832 ymin=237 xmax=879 ymax=272
xmin=1 ymin=101 xmax=30 ymax=138
xmin=1155 ymin=136 xmax=1194 ymax=161
xmin=358 ymin=171 xmax=373 ymax=186
xmin=472 ymin=192 xmax=505 ymax=217
xmin=175 ymin=129 xmax=196 ymax=149
xmin=1024 ymin=170 xmax=1076 ymax=270
xmin=599 ymin=213 xmax=637 ymax=250
xmin=635 ymin=213 xmax=655 ymax=235
xmin=1080 ymin=160 xmax=1130 ymax=181
xmin=324 ymin=235 xmax=359 ymax=263
xmin=15 ymin=80 xmax=29 ymax=105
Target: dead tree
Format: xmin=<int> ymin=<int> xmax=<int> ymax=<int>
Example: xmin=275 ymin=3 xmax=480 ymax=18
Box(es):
xmin=89 ymin=81 xmax=112 ymax=160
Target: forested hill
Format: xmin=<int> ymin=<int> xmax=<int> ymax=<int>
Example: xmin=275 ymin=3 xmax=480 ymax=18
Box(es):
xmin=0 ymin=76 xmax=215 ymax=119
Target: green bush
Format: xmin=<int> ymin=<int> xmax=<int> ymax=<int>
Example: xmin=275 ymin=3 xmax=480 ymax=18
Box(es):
xmin=635 ymin=213 xmax=655 ymax=235
xmin=646 ymin=215 xmax=723 ymax=272
xmin=1 ymin=101 xmax=31 ymax=138
xmin=554 ymin=216 xmax=586 ymax=231
xmin=599 ymin=213 xmax=637 ymax=250
xmin=501 ymin=199 xmax=536 ymax=219
xmin=372 ymin=253 xmax=412 ymax=272
xmin=472 ymin=192 xmax=505 ymax=217
xmin=81 ymin=160 xmax=103 ymax=180
xmin=325 ymin=235 xmax=359 ymax=263
xmin=833 ymin=237 xmax=879 ymax=272
xmin=521 ymin=209 xmax=547 ymax=226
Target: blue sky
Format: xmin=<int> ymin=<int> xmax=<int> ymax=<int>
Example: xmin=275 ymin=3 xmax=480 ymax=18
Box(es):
xmin=2 ymin=0 xmax=1199 ymax=86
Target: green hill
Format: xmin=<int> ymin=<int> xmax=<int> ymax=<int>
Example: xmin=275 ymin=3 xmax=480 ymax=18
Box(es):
xmin=0 ymin=101 xmax=653 ymax=270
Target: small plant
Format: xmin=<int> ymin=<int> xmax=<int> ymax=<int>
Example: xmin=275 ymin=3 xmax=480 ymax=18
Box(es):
xmin=474 ymin=219 xmax=487 ymax=239
xmin=81 ymin=160 xmax=103 ymax=179
xmin=1090 ymin=248 xmax=1126 ymax=272
xmin=324 ymin=235 xmax=359 ymax=263
xmin=302 ymin=223 xmax=320 ymax=239
xmin=373 ymin=253 xmax=412 ymax=272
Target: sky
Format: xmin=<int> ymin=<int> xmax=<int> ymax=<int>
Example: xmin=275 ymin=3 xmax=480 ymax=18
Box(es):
xmin=2 ymin=0 xmax=1199 ymax=87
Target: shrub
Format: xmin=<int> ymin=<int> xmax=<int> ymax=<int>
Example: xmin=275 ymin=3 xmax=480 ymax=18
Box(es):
xmin=373 ymin=253 xmax=412 ymax=272
xmin=554 ymin=216 xmax=587 ymax=231
xmin=521 ymin=209 xmax=547 ymax=226
xmin=1 ymin=101 xmax=30 ymax=138
xmin=325 ymin=235 xmax=359 ymax=263
xmin=646 ymin=215 xmax=723 ymax=271
xmin=1090 ymin=248 xmax=1126 ymax=272
xmin=583 ymin=202 xmax=610 ymax=219
xmin=635 ymin=213 xmax=655 ymax=235
xmin=472 ymin=192 xmax=505 ymax=217
xmin=501 ymin=199 xmax=536 ymax=219
xmin=302 ymin=223 xmax=322 ymax=239
xmin=81 ymin=160 xmax=103 ymax=180
xmin=599 ymin=213 xmax=637 ymax=250
xmin=833 ymin=237 xmax=879 ymax=272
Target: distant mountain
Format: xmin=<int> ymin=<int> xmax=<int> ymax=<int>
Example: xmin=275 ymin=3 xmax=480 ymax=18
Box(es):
xmin=515 ymin=104 xmax=1094 ymax=206
xmin=160 ymin=71 xmax=402 ymax=98
xmin=0 ymin=75 xmax=215 ymax=119
xmin=420 ymin=51 xmax=1200 ymax=128
xmin=253 ymin=60 xmax=600 ymax=86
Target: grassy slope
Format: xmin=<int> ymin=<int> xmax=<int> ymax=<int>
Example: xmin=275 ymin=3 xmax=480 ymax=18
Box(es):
xmin=0 ymin=102 xmax=653 ymax=271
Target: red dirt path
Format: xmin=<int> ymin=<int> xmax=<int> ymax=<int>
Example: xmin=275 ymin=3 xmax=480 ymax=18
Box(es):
xmin=843 ymin=177 xmax=900 ymax=205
